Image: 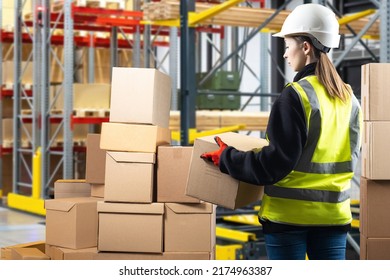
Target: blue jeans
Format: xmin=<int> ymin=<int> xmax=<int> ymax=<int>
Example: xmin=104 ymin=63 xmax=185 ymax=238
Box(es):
xmin=264 ymin=229 xmax=347 ymax=260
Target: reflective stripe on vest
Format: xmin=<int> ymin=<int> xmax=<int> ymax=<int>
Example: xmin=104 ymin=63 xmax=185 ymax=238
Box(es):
xmin=259 ymin=76 xmax=361 ymax=226
xmin=264 ymin=185 xmax=350 ymax=203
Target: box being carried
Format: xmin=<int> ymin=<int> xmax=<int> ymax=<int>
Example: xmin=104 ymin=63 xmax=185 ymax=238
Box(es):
xmin=186 ymin=132 xmax=267 ymax=209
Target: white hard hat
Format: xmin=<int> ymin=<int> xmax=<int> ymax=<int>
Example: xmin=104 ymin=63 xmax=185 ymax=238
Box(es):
xmin=273 ymin=4 xmax=340 ymax=51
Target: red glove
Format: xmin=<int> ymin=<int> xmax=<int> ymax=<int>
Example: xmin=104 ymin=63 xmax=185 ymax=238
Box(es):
xmin=200 ymin=136 xmax=228 ymax=166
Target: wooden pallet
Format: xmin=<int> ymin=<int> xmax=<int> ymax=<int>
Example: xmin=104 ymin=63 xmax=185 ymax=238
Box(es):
xmin=169 ymin=110 xmax=269 ymax=131
xmin=142 ymin=1 xmax=380 ymax=37
xmin=2 ymin=140 xmax=13 ymax=148
xmin=77 ymin=0 xmax=125 ymax=9
xmin=73 ymin=108 xmax=110 ymax=117
xmin=52 ymin=0 xmax=125 ymax=12
xmin=20 ymin=109 xmax=33 ymax=116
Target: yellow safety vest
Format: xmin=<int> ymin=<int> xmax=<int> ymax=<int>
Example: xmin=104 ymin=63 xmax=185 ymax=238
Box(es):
xmin=259 ymin=75 xmax=362 ymax=226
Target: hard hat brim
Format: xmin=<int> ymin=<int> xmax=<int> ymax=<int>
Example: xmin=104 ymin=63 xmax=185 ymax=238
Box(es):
xmin=272 ymin=31 xmax=285 ymax=38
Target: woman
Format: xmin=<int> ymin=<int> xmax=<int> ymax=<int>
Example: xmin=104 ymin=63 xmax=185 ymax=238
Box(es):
xmin=201 ymin=3 xmax=362 ymax=260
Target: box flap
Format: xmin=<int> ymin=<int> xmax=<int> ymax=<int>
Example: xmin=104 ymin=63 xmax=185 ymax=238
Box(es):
xmin=55 ymin=179 xmax=86 ymax=183
xmin=45 ymin=199 xmax=76 ymax=212
xmin=165 ymin=202 xmax=213 ymax=214
xmin=45 ymin=197 xmax=100 ymax=212
xmin=197 ymin=132 xmax=268 ymax=151
xmin=107 ymin=151 xmax=156 ymax=164
xmin=97 ymin=201 xmax=164 ymax=214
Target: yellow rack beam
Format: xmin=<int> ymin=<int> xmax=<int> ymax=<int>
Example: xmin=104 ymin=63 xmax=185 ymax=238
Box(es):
xmin=171 ymin=124 xmax=246 ymax=144
xmin=7 ymin=193 xmax=46 ymax=216
xmin=222 ymin=214 xmax=261 ymax=226
xmin=216 ymin=244 xmax=243 ymax=260
xmin=216 ymin=226 xmax=257 ymax=243
xmin=6 ymin=147 xmax=46 ymax=216
xmin=142 ymin=0 xmax=244 ymax=27
xmin=189 ymin=0 xmax=244 ymax=26
xmin=351 ymin=219 xmax=360 ymax=229
xmin=338 ymin=9 xmax=376 ymax=26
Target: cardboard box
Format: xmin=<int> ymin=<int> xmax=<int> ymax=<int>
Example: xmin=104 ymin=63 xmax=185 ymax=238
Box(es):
xmin=157 ymin=146 xmax=200 ymax=203
xmin=93 ymin=251 xmax=213 ymax=260
xmin=361 ymin=63 xmax=390 ymax=121
xmin=54 ymin=179 xmax=91 ymax=199
xmin=186 ymin=132 xmax=267 ymax=209
xmin=100 ymin=122 xmax=171 ymax=153
xmin=2 ymin=61 xmax=33 ymax=85
xmin=45 ymin=197 xmax=101 ymax=249
xmin=97 ymin=202 xmax=164 ymax=253
xmin=86 ymin=134 xmax=106 ymax=184
xmin=360 ymin=234 xmax=390 ymax=260
xmin=0 ymin=241 xmax=46 ymax=260
xmin=91 ymin=184 xmax=105 ymax=198
xmin=104 ymin=151 xmax=156 ymax=203
xmin=10 ymin=248 xmax=50 ymax=260
xmin=53 ymin=83 xmax=111 ymax=111
xmin=362 ymin=121 xmax=390 ymax=179
xmin=360 ymin=177 xmax=390 ymax=237
xmin=109 ymin=67 xmax=172 ymax=128
xmin=45 ymin=244 xmax=97 ymax=260
xmin=164 ymin=202 xmax=216 ymax=252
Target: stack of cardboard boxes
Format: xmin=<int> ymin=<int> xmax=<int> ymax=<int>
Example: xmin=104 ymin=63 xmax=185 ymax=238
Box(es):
xmin=41 ymin=67 xmax=216 ymax=260
xmin=360 ymin=63 xmax=390 ymax=259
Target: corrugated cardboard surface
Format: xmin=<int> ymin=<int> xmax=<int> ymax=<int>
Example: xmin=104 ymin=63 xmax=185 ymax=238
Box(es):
xmin=157 ymin=146 xmax=200 ymax=203
xmin=104 ymin=151 xmax=156 ymax=203
xmin=97 ymin=202 xmax=164 ymax=253
xmin=360 ymin=234 xmax=390 ymax=260
xmin=361 ymin=63 xmax=390 ymax=121
xmin=360 ymin=177 xmax=390 ymax=238
xmin=100 ymin=122 xmax=171 ymax=153
xmin=53 ymin=83 xmax=111 ymax=111
xmin=93 ymin=251 xmax=213 ymax=260
xmin=109 ymin=67 xmax=171 ymax=128
xmin=164 ymin=202 xmax=216 ymax=252
xmin=1 ymin=241 xmax=46 ymax=260
xmin=10 ymin=248 xmax=50 ymax=260
xmin=186 ymin=132 xmax=266 ymax=209
xmin=45 ymin=197 xmax=101 ymax=249
xmin=86 ymin=134 xmax=106 ymax=184
xmin=362 ymin=121 xmax=390 ymax=179
xmin=2 ymin=61 xmax=33 ymax=85
xmin=54 ymin=179 xmax=91 ymax=199
xmin=45 ymin=244 xmax=98 ymax=260
xmin=91 ymin=184 xmax=105 ymax=198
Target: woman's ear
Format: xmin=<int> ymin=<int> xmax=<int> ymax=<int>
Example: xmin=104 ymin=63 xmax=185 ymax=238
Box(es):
xmin=303 ymin=41 xmax=311 ymax=55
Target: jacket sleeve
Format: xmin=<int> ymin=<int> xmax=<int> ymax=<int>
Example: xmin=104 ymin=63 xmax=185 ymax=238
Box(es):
xmin=219 ymin=87 xmax=308 ymax=186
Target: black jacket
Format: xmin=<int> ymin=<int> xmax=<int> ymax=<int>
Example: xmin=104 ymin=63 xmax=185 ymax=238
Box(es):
xmin=219 ymin=63 xmax=350 ymax=233
xmin=219 ymin=64 xmax=312 ymax=186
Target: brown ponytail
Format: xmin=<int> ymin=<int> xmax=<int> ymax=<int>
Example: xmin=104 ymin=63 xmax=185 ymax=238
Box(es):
xmin=294 ymin=36 xmax=352 ymax=103
xmin=316 ymin=52 xmax=352 ymax=103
